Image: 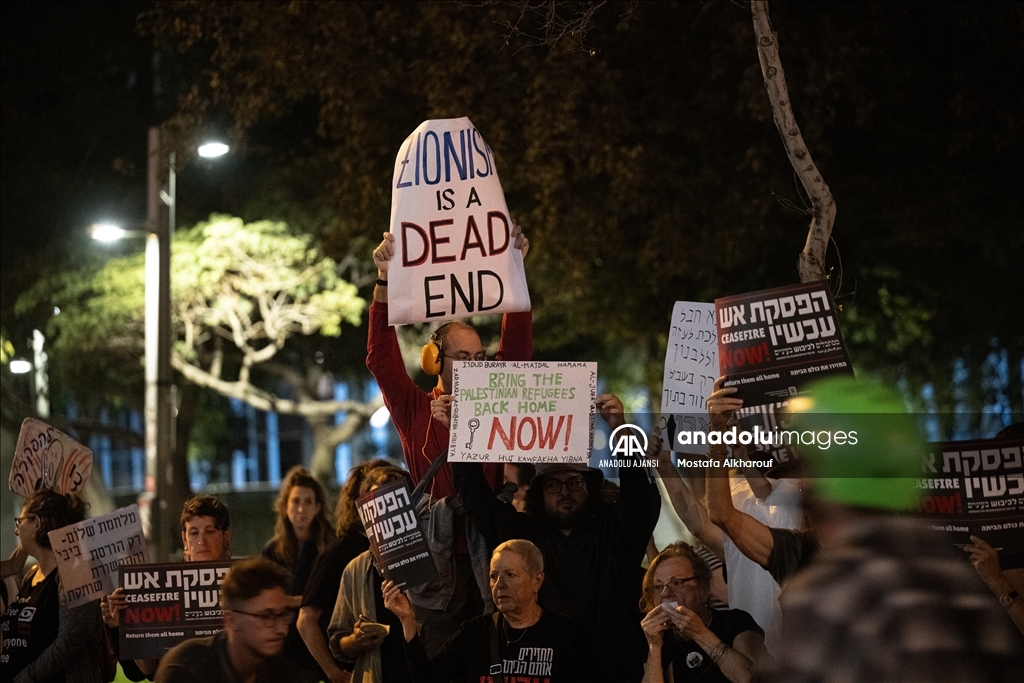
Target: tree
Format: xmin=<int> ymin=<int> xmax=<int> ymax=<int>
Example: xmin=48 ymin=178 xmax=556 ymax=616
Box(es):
xmin=129 ymin=2 xmax=1024 ymax=424
xmin=18 ymin=215 xmax=383 ymax=489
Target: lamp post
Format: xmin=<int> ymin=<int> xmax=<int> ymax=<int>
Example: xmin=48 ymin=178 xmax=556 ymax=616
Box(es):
xmin=94 ymin=127 xmax=228 ymax=561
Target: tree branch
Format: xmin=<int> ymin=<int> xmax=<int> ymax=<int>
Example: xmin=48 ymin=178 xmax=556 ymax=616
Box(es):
xmin=751 ymin=0 xmax=836 ymax=283
xmin=172 ymin=352 xmax=384 ymax=417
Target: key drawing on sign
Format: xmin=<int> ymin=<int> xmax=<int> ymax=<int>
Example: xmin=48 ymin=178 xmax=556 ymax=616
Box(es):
xmin=466 ymin=418 xmax=481 ymax=448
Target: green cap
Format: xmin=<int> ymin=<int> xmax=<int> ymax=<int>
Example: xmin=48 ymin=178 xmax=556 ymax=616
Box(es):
xmin=786 ymin=376 xmax=922 ymax=510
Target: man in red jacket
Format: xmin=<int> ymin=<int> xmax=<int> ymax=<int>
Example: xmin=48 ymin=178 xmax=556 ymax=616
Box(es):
xmin=366 ymin=224 xmax=531 ymax=500
xmin=365 ymin=224 xmax=531 ymax=655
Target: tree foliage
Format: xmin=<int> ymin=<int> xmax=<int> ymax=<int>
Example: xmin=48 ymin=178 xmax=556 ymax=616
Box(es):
xmin=18 ymin=215 xmax=381 ymax=480
xmin=140 ymin=1 xmax=1024 ymax=422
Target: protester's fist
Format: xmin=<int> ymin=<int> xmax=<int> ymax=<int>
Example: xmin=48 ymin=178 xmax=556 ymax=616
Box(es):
xmin=707 ymin=377 xmax=743 ymax=432
xmin=965 ymin=535 xmax=1003 ymax=587
xmin=373 ymin=233 xmax=395 ymax=275
xmin=641 ymin=606 xmax=670 ymax=648
xmin=667 ymin=604 xmax=710 ymax=641
xmin=382 ymin=580 xmax=415 ymax=622
xmin=595 ymin=394 xmax=625 ymax=430
xmin=431 ymin=395 xmax=454 ymax=429
xmin=101 ymin=587 xmax=129 ymax=628
xmin=511 ymin=220 xmax=529 ymax=259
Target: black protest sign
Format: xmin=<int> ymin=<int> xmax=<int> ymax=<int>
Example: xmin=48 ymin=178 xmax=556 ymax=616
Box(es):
xmin=917 ymin=437 xmax=1024 ymax=568
xmin=119 ymin=561 xmax=231 ymax=659
xmin=715 ymin=281 xmax=852 ymax=407
xmin=356 ymin=480 xmax=438 ymax=589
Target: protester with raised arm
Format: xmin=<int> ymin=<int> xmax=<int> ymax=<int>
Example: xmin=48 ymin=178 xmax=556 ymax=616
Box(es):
xmin=366 ymin=224 xmax=531 ymax=499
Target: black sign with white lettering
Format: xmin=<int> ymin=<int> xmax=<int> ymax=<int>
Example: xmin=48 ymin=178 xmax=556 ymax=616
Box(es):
xmin=356 ymin=480 xmax=438 ymax=588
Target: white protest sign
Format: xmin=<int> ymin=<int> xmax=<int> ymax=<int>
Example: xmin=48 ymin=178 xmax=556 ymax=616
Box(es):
xmin=660 ymin=302 xmax=718 ymax=455
xmin=9 ymin=418 xmax=93 ymax=497
xmin=49 ymin=504 xmax=149 ymax=607
xmin=387 ymin=117 xmax=530 ymax=325
xmin=449 ymin=361 xmax=597 ymax=463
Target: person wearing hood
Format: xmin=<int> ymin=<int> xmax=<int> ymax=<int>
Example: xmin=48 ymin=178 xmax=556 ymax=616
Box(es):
xmin=444 ymin=393 xmax=662 ymax=683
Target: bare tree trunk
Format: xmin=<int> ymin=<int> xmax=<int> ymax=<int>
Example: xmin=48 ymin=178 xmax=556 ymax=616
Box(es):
xmin=307 ymin=402 xmax=382 ymax=485
xmin=751 ymin=0 xmax=836 ymax=283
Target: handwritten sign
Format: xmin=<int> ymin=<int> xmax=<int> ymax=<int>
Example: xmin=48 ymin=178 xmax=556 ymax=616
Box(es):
xmin=48 ymin=505 xmax=148 ymax=607
xmin=119 ymin=561 xmax=232 ymax=660
xmin=449 ymin=361 xmax=597 ymax=463
xmin=9 ymin=418 xmax=92 ymax=497
xmin=356 ymin=480 xmax=438 ymax=589
xmin=917 ymin=437 xmax=1024 ymax=569
xmin=660 ymin=302 xmax=718 ymax=454
xmin=715 ymin=281 xmax=852 ymax=407
xmin=387 ymin=117 xmax=530 ymax=325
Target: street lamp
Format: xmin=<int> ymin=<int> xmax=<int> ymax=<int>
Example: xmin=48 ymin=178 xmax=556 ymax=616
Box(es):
xmin=8 ymin=359 xmax=31 ymax=374
xmin=92 ymin=127 xmax=228 ymax=561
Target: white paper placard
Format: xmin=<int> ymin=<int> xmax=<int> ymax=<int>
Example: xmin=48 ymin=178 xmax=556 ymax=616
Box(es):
xmin=660 ymin=302 xmax=718 ymax=454
xmin=449 ymin=361 xmax=597 ymax=463
xmin=387 ymin=117 xmax=530 ymax=324
xmin=49 ymin=504 xmax=149 ymax=607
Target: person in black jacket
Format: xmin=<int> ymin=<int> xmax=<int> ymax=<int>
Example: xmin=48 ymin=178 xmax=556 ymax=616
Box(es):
xmin=444 ymin=393 xmax=662 ymax=683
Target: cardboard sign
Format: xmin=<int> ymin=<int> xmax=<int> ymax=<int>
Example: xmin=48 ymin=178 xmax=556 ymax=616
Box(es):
xmin=917 ymin=437 xmax=1024 ymax=569
xmin=387 ymin=117 xmax=530 ymax=324
xmin=715 ymin=281 xmax=852 ymax=408
xmin=356 ymin=480 xmax=438 ymax=589
xmin=48 ymin=504 xmax=148 ymax=607
xmin=660 ymin=302 xmax=718 ymax=454
xmin=119 ymin=561 xmax=232 ymax=659
xmin=9 ymin=418 xmax=93 ymax=497
xmin=449 ymin=361 xmax=597 ymax=463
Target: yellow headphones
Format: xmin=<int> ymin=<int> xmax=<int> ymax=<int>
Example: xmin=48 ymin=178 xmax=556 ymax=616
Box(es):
xmin=420 ymin=323 xmax=454 ymax=376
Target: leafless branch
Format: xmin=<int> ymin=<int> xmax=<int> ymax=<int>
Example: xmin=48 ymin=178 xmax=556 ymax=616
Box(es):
xmin=751 ymin=0 xmax=836 ymax=283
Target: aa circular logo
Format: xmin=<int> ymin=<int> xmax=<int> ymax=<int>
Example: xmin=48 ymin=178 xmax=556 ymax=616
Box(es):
xmin=685 ymin=651 xmax=704 ymax=669
xmin=608 ymin=424 xmax=648 ymax=458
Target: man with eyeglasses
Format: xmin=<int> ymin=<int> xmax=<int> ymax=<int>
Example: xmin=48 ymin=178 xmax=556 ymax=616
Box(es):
xmin=155 ymin=557 xmax=304 ymax=683
xmin=366 ymin=224 xmax=532 ymax=658
xmin=453 ymin=395 xmax=662 ymax=683
xmin=367 ymin=224 xmax=531 ymax=499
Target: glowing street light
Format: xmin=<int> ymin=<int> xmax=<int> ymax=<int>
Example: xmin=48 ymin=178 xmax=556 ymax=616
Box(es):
xmin=197 ymin=141 xmax=230 ymax=158
xmin=9 ymin=359 xmax=31 ymax=374
xmin=89 ymin=129 xmax=229 ymax=561
xmin=90 ymin=223 xmax=127 ymax=242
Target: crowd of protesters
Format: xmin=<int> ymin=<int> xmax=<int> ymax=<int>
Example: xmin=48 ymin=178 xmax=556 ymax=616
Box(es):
xmin=2 ymin=224 xmax=1022 ymax=683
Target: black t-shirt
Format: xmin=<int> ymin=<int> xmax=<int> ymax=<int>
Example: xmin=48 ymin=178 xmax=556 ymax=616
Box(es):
xmin=262 ymin=538 xmax=328 ymax=675
xmin=405 ymin=609 xmax=591 ymax=683
xmin=301 ymin=533 xmax=369 ymax=613
xmin=765 ymin=528 xmax=818 ymax=584
xmin=1 ymin=568 xmax=62 ymax=683
xmin=660 ymin=609 xmax=761 ymax=683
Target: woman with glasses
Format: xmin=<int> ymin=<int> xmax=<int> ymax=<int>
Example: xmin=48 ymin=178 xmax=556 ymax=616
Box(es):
xmin=2 ymin=489 xmax=104 ymax=683
xmin=640 ymin=542 xmax=769 ymax=683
